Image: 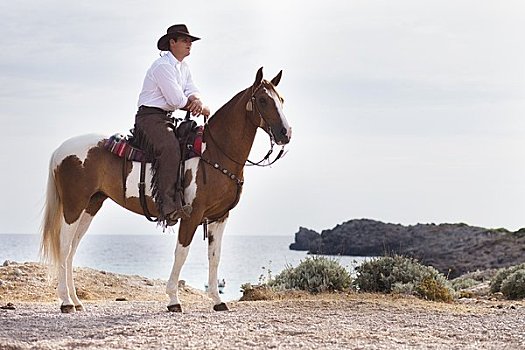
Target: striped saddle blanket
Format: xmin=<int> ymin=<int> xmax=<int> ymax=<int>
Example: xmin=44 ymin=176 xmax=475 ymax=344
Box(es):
xmin=103 ymin=126 xmax=204 ymax=162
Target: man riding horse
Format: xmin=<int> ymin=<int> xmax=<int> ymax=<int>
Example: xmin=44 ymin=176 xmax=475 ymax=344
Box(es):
xmin=134 ymin=24 xmax=210 ymax=227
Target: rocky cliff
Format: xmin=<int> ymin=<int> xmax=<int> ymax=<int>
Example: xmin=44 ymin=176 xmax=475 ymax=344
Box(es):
xmin=289 ymin=219 xmax=525 ymax=278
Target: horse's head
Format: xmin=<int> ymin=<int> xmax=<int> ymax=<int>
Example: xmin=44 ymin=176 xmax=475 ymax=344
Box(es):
xmin=247 ymin=67 xmax=292 ymax=145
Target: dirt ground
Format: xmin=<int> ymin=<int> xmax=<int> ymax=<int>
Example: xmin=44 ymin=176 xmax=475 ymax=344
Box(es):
xmin=1 ymin=262 xmax=524 ymax=349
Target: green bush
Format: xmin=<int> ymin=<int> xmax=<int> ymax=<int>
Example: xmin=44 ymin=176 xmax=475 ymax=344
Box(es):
xmin=453 ymin=269 xmax=497 ymax=284
xmin=354 ymin=255 xmax=453 ymax=302
xmin=500 ymin=269 xmax=525 ymax=300
xmin=451 ymin=277 xmax=479 ymax=291
xmin=268 ymin=256 xmax=352 ymax=293
xmin=490 ymin=263 xmax=525 ymax=294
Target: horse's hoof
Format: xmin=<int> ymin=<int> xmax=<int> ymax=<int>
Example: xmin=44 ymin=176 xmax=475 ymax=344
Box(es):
xmin=167 ymin=304 xmax=183 ymax=313
xmin=75 ymin=305 xmax=85 ymax=312
xmin=213 ymin=303 xmax=229 ymax=311
xmin=60 ymin=304 xmax=75 ymax=313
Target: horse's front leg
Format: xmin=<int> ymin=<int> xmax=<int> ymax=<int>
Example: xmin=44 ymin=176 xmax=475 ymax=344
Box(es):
xmin=207 ymin=217 xmax=229 ymax=311
xmin=166 ymin=219 xmax=199 ymax=312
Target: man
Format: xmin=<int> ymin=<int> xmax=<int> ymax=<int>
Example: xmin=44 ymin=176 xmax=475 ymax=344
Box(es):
xmin=134 ymin=24 xmax=210 ymax=227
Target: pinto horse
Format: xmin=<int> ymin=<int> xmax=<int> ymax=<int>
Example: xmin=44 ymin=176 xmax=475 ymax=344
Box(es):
xmin=40 ymin=68 xmax=291 ymax=313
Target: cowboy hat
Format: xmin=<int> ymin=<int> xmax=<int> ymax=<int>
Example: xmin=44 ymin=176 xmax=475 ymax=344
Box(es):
xmin=157 ymin=24 xmax=200 ymax=51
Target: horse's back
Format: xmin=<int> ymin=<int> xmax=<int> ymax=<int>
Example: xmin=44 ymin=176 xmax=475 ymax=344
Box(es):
xmin=51 ymin=133 xmax=109 ymax=197
xmin=52 ymin=134 xmax=106 ymax=167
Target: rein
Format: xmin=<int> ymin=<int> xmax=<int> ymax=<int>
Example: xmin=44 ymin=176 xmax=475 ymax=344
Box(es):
xmin=245 ymin=138 xmax=286 ymax=167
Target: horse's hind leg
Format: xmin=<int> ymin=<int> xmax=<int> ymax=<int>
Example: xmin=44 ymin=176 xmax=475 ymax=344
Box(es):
xmin=66 ymin=211 xmax=94 ymax=311
xmin=57 ymin=217 xmax=81 ymax=313
xmin=64 ymin=194 xmax=105 ymax=312
xmin=207 ymin=218 xmax=229 ymax=311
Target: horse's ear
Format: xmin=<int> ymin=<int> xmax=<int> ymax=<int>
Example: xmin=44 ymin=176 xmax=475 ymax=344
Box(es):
xmin=271 ymin=70 xmax=282 ymax=86
xmin=254 ymin=67 xmax=263 ymax=87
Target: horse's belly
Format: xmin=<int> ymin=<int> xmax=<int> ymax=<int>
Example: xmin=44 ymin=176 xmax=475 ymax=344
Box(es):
xmin=125 ymin=162 xmax=153 ymax=199
xmin=124 ymin=158 xmax=199 ymax=206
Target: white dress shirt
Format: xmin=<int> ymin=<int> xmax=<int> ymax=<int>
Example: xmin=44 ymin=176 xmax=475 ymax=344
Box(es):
xmin=137 ymin=52 xmax=200 ymax=111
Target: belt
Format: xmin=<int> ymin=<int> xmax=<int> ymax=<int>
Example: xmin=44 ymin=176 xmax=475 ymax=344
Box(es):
xmin=137 ymin=105 xmax=173 ymax=116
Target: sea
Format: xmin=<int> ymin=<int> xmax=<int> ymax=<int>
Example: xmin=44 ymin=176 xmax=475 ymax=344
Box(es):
xmin=0 ymin=234 xmax=366 ymax=302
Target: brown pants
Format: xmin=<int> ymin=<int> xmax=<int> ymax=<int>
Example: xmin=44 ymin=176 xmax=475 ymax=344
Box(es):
xmin=134 ymin=108 xmax=181 ymax=219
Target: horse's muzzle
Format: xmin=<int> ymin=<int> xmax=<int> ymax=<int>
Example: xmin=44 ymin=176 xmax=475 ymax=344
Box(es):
xmin=275 ymin=126 xmax=291 ymax=145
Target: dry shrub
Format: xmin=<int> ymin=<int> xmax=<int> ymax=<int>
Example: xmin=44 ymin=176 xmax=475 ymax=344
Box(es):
xmin=240 ymin=284 xmax=276 ymax=301
xmin=416 ymin=276 xmax=453 ymax=302
xmin=490 ymin=263 xmax=525 ymax=300
xmin=500 ymin=270 xmax=525 ymax=300
xmin=240 ymin=257 xmax=352 ymax=300
xmin=354 ymin=255 xmax=453 ymax=302
xmin=268 ymin=256 xmax=352 ymax=293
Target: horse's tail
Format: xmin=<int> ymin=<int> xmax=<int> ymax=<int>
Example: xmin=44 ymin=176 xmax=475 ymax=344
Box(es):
xmin=40 ymin=153 xmax=63 ymax=271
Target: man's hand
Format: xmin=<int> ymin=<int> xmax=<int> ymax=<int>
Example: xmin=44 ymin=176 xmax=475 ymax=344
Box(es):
xmin=187 ymin=96 xmax=210 ymax=117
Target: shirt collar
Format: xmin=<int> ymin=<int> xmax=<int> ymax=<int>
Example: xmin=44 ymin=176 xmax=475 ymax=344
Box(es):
xmin=166 ymin=51 xmax=183 ymax=68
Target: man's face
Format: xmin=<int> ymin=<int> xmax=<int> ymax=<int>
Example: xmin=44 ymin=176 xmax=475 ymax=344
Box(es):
xmin=171 ymin=36 xmax=193 ymax=59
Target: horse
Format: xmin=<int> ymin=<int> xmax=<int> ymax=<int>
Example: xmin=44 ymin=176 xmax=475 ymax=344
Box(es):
xmin=40 ymin=67 xmax=291 ymax=313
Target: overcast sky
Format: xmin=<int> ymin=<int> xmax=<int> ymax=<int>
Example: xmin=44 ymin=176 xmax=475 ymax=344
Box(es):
xmin=1 ymin=1 xmax=524 ymax=236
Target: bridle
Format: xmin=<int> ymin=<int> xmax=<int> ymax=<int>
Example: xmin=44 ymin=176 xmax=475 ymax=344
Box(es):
xmin=205 ymin=83 xmax=287 ymax=168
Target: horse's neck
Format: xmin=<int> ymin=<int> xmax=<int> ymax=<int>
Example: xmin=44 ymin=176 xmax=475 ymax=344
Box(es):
xmin=205 ymin=89 xmax=257 ymax=171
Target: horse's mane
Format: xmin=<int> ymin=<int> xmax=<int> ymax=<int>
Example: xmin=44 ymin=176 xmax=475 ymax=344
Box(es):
xmin=205 ymin=78 xmax=279 ymax=126
xmin=206 ymin=86 xmax=250 ymax=125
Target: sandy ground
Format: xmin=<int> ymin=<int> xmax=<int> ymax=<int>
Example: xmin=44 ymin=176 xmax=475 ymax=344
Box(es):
xmin=1 ymin=262 xmax=524 ymax=349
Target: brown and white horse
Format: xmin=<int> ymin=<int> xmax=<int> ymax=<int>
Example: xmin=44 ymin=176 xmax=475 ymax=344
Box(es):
xmin=40 ymin=68 xmax=291 ymax=313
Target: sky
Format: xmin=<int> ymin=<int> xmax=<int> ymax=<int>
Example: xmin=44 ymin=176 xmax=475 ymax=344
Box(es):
xmin=1 ymin=0 xmax=524 ymax=237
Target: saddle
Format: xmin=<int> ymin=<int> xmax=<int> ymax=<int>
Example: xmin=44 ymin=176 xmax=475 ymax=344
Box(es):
xmin=103 ymin=118 xmax=204 ymax=224
xmin=103 ymin=120 xmax=204 ymax=163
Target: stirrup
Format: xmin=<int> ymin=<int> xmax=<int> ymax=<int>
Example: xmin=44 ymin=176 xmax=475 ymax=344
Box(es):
xmin=167 ymin=205 xmax=193 ymax=225
xmin=180 ymin=204 xmax=193 ymax=218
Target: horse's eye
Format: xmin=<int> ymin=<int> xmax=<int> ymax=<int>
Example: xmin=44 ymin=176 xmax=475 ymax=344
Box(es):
xmin=258 ymin=97 xmax=267 ymax=106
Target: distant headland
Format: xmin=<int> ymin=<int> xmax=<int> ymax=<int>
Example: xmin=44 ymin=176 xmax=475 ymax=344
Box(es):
xmin=289 ymin=219 xmax=525 ymax=278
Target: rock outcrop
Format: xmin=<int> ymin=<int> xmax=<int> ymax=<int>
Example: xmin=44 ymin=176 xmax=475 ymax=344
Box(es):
xmin=289 ymin=219 xmax=525 ymax=278
xmin=288 ymin=227 xmax=321 ymax=251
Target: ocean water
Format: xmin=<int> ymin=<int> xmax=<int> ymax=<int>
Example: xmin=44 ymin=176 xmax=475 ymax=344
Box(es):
xmin=0 ymin=234 xmax=366 ymax=302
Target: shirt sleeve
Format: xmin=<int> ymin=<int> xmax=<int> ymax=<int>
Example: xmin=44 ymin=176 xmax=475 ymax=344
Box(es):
xmin=152 ymin=63 xmax=188 ymax=109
